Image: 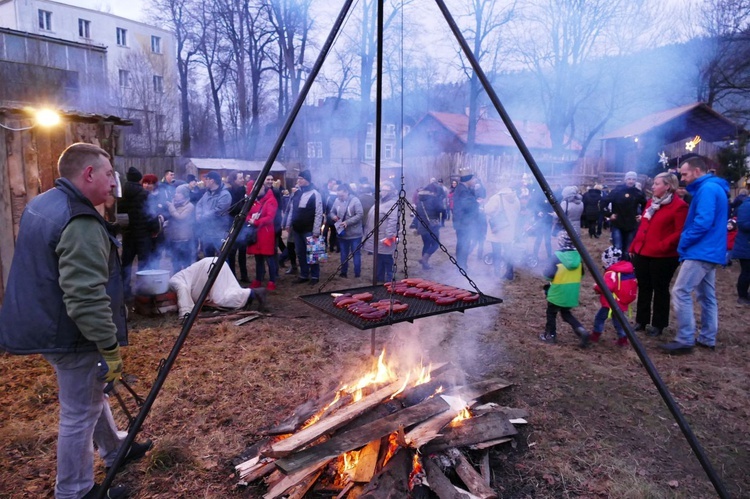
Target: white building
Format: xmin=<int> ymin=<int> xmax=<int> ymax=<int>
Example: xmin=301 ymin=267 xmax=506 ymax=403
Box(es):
xmin=0 ymin=0 xmax=180 ymax=155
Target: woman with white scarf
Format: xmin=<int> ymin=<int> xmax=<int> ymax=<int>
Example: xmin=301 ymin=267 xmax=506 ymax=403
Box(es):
xmin=629 ymin=172 xmax=688 ymax=336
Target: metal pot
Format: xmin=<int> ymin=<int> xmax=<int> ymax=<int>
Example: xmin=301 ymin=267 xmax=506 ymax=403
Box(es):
xmin=135 ymin=269 xmax=170 ymax=295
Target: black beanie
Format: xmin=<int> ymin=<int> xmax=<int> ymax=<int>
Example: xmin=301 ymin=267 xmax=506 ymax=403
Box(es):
xmin=126 ymin=166 xmax=143 ymax=182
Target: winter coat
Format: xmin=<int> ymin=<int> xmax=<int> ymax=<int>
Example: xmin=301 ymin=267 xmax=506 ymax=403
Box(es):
xmin=544 ymin=249 xmax=583 ymax=308
xmin=732 ymin=198 xmax=750 ymax=260
xmin=415 ymin=186 xmax=443 ymax=236
xmin=581 ymin=188 xmax=603 ymax=222
xmin=594 ymin=260 xmax=637 ymax=310
xmin=195 ymin=183 xmax=232 ymax=240
xmin=552 ymin=194 xmax=584 ymax=235
xmin=331 ymin=195 xmax=364 ymax=240
xmin=629 ymin=197 xmax=688 ymax=258
xmin=165 ymin=199 xmax=195 ymax=243
xmin=484 ymin=188 xmax=520 ymax=244
xmin=290 ymin=185 xmax=323 ymax=235
xmin=246 ymin=188 xmax=278 ymax=256
xmin=363 ymin=192 xmax=399 ymax=256
xmin=119 ymin=180 xmax=152 ymax=239
xmin=602 ymin=185 xmax=646 ymax=231
xmin=453 ymin=182 xmax=480 ymax=233
xmin=678 ymin=174 xmax=730 ymax=264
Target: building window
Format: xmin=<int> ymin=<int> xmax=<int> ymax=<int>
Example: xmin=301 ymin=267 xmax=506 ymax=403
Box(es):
xmin=308 ymin=121 xmax=320 ymax=134
xmin=307 ymin=142 xmax=323 ymax=158
xmin=367 ymin=122 xmax=373 ymax=135
xmin=153 ymin=75 xmax=164 ymax=93
xmin=156 ymin=114 xmax=165 ymax=132
xmin=385 ymin=124 xmax=396 ymax=137
xmin=365 ymin=142 xmax=374 ymax=160
xmin=78 ymin=19 xmax=90 ymax=38
xmin=38 ymin=10 xmax=52 ymax=31
xmin=116 ymin=27 xmax=128 ymax=46
xmin=151 ymin=35 xmax=162 ymax=54
xmin=119 ymin=69 xmax=131 ymax=88
xmin=385 ymin=144 xmax=393 ymax=159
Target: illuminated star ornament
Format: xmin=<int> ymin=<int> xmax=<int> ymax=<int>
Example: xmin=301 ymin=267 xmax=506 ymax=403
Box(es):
xmin=685 ymin=135 xmax=701 ymax=152
xmin=658 ymin=151 xmax=669 ymax=168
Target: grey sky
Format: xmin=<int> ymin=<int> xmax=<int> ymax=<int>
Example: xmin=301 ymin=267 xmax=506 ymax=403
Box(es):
xmin=59 ymin=0 xmax=147 ymax=22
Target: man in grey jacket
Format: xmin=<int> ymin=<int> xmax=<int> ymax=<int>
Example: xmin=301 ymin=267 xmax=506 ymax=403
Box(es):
xmin=330 ymin=183 xmax=364 ymax=278
xmin=195 ymin=171 xmax=232 ymax=257
xmin=287 ymin=170 xmax=324 ymax=285
xmin=0 ymin=143 xmax=150 ymax=499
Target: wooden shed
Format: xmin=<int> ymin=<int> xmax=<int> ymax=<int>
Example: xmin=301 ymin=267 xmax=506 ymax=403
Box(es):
xmin=0 ymin=106 xmax=130 ymax=302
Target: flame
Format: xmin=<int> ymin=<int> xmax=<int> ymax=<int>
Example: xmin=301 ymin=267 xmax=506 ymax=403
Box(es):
xmin=301 ymin=390 xmax=343 ymax=429
xmin=408 ymin=452 xmax=426 ymax=490
xmin=414 ymin=363 xmax=431 ymax=385
xmin=381 ymin=432 xmax=400 ymax=467
xmin=450 ymin=403 xmax=472 ymax=426
xmin=390 ymin=372 xmax=410 ymax=400
xmin=349 ymin=349 xmax=399 ymax=401
xmin=339 ymin=449 xmax=360 ymax=480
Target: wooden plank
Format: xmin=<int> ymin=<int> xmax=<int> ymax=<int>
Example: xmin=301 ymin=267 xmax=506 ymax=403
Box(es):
xmin=479 ymin=451 xmax=490 ymax=486
xmin=424 ymin=457 xmax=469 ymax=499
xmin=358 ymin=448 xmax=411 ymax=499
xmin=34 ymin=128 xmax=55 ymax=192
xmin=262 ymin=458 xmax=331 ymax=499
xmin=350 ymin=438 xmax=381 ymax=483
xmin=6 ymin=127 xmax=26 ymax=239
xmin=275 ymin=396 xmax=450 ymax=475
xmin=0 ymin=129 xmax=15 ymax=301
xmin=284 ymin=469 xmax=323 ymax=499
xmin=237 ymin=460 xmax=276 ymax=484
xmin=21 ymin=129 xmax=40 ymax=203
xmin=448 ymin=449 xmax=498 ymax=499
xmin=443 ymin=378 xmax=512 ymax=401
xmin=267 ymin=380 xmax=404 ymax=458
xmin=470 ymin=438 xmax=513 ymax=451
xmin=423 ymin=413 xmax=518 ymax=454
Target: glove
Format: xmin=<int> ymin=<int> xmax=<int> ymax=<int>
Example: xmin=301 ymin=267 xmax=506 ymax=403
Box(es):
xmin=99 ymin=344 xmax=123 ymax=383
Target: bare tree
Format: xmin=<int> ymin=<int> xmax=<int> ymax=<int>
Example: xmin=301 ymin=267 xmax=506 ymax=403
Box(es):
xmin=149 ymin=0 xmax=199 ymax=156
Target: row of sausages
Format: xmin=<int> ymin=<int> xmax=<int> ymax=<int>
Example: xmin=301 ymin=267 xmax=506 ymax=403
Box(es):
xmin=333 ymin=292 xmax=409 ymax=321
xmin=384 ymin=278 xmax=480 ymax=305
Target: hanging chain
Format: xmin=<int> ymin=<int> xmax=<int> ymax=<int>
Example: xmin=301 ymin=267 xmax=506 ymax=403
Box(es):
xmin=395 ymin=184 xmax=409 ymax=280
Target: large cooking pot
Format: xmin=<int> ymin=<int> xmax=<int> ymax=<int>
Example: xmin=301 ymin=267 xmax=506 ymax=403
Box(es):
xmin=135 ymin=269 xmax=171 ymax=295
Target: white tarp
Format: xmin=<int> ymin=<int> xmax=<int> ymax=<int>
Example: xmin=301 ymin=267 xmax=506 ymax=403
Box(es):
xmin=186 ymin=157 xmax=287 ymax=172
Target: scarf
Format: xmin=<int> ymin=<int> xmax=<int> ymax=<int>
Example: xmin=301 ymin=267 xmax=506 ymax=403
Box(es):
xmin=644 ymin=192 xmax=673 ymax=220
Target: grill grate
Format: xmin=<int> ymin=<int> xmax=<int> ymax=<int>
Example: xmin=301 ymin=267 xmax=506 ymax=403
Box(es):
xmin=299 ymin=285 xmax=503 ymax=330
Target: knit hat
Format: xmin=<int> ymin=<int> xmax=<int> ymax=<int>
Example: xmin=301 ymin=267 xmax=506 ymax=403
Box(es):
xmin=205 ymin=171 xmax=222 ymax=184
xmin=562 ymin=185 xmax=578 ymax=199
xmin=175 ymin=184 xmax=190 ymax=199
xmin=186 ymin=174 xmax=197 ymax=183
xmin=126 ymin=166 xmax=142 ymax=182
xmin=299 ymin=169 xmax=312 ymax=182
xmin=601 ymin=246 xmax=623 ymax=268
xmin=557 ymin=232 xmax=575 ymax=251
xmin=142 ymin=174 xmax=158 ymax=185
xmin=624 ymin=171 xmax=638 ymax=181
xmin=459 ymin=167 xmax=474 ymax=182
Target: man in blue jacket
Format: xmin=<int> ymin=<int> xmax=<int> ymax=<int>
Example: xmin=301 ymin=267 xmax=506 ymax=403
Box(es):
xmin=660 ymin=156 xmax=729 ymax=354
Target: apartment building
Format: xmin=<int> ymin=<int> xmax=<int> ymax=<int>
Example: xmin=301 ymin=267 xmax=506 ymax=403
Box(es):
xmin=0 ymin=0 xmax=179 ymax=155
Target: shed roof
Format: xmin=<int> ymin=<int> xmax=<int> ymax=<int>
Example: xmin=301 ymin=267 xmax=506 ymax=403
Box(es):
xmin=186 ymin=157 xmax=287 ymax=173
xmin=0 ymin=104 xmax=132 ymax=126
xmin=601 ymin=102 xmax=743 ymax=141
xmin=420 ymin=111 xmax=581 ymax=150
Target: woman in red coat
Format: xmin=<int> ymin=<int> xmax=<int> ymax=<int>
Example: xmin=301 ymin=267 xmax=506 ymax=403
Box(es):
xmin=246 ymin=183 xmax=279 ymax=290
xmin=629 ymin=172 xmax=688 ymax=336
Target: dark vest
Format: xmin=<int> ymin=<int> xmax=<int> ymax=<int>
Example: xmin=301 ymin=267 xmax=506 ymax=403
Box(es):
xmin=0 ymin=178 xmax=127 ymax=354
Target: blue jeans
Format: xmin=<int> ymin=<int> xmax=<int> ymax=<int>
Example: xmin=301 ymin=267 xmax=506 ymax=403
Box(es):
xmin=671 ymin=259 xmax=719 ymax=346
xmin=43 ymin=351 xmax=125 ymax=499
xmin=593 ymin=306 xmax=625 ymax=338
xmin=339 ymin=237 xmax=362 ymax=277
xmin=611 ymin=227 xmax=636 ymax=254
xmin=254 ymin=254 xmax=279 ymax=283
xmin=293 ymin=231 xmax=320 ymax=280
xmin=376 ymin=254 xmax=395 ymax=283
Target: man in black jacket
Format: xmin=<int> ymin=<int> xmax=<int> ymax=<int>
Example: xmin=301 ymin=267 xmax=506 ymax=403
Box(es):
xmin=119 ymin=166 xmax=154 ymax=300
xmin=452 ymin=167 xmax=481 ymax=269
xmin=602 ymin=171 xmax=646 ymax=254
xmin=287 ymin=170 xmax=324 ymax=285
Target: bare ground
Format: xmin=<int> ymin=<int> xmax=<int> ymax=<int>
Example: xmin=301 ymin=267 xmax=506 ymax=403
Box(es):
xmin=1 ymin=228 xmax=748 ymax=498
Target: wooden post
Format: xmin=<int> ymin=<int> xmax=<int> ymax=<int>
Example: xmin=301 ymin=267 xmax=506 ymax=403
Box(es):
xmin=0 ymin=129 xmax=14 ymax=301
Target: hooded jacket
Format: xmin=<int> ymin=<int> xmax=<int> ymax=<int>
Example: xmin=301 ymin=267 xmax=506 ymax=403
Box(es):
xmin=678 ymin=174 xmax=730 ymax=264
xmin=544 ymin=249 xmax=583 ymax=308
xmin=553 ymin=193 xmax=584 ymax=234
xmin=594 ymin=260 xmax=637 ymax=310
xmin=732 ymin=198 xmax=750 ymax=259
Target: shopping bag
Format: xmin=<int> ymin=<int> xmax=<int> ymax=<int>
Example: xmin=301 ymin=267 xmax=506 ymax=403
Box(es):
xmin=306 ymin=235 xmax=328 ymax=264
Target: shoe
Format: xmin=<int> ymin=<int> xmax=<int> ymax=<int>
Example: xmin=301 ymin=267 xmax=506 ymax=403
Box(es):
xmin=250 ymin=280 xmax=262 ymax=288
xmin=737 ymin=297 xmax=750 ymax=305
xmin=589 ymin=331 xmax=601 ymax=343
xmin=634 ymin=323 xmax=646 ymax=332
xmin=293 ymin=277 xmax=309 ymax=284
xmin=574 ymin=327 xmax=590 ymax=348
xmin=308 ymin=279 xmax=319 ymax=286
xmin=340 ymin=273 xmax=348 ymax=278
xmin=82 ymin=484 xmax=129 ymax=499
xmin=539 ymin=332 xmax=557 ymax=344
xmin=106 ymin=439 xmax=153 ymax=473
xmin=285 ymin=267 xmax=298 ymax=275
xmin=695 ymin=340 xmax=715 ymax=351
xmin=658 ymin=341 xmax=694 ymax=355
xmin=252 ymin=288 xmax=268 ymax=312
xmin=266 ymin=282 xmax=276 ymax=291
xmin=646 ymin=325 xmax=662 ymax=337
xmin=615 ymin=336 xmax=629 ymax=347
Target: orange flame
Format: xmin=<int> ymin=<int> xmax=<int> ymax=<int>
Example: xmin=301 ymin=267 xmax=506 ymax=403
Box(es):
xmin=408 ymin=453 xmax=426 ymax=490
xmin=301 ymin=390 xmax=342 ymax=429
xmin=450 ymin=404 xmax=472 ymax=426
xmin=414 ymin=363 xmax=431 ymax=385
xmin=381 ymin=432 xmax=400 ymax=467
xmin=338 ymin=449 xmax=359 ymax=481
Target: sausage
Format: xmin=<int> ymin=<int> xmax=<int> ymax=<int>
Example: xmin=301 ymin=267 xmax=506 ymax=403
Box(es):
xmin=403 ymin=287 xmax=422 ymax=297
xmin=336 ymin=297 xmax=361 ymax=308
xmin=435 ymin=296 xmax=458 ymax=306
xmin=391 ymin=303 xmax=409 ymax=313
xmin=462 ymin=293 xmax=480 ymax=302
xmin=360 ymin=310 xmax=388 ymax=321
xmin=416 ymin=281 xmax=434 ymax=289
xmin=352 ymin=292 xmax=374 ymax=302
xmin=333 ymin=293 xmax=353 ymax=305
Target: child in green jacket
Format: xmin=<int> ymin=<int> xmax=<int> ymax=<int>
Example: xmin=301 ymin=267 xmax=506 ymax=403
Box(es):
xmin=539 ymin=232 xmax=590 ymax=347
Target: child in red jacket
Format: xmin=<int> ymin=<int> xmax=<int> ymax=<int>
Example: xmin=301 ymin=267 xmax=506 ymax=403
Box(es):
xmin=591 ymin=246 xmax=638 ymax=346
xmin=727 ymin=218 xmax=737 ymax=266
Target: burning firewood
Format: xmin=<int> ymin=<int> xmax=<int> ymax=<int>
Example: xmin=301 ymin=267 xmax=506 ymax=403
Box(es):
xmin=447 ymin=448 xmax=498 ymax=499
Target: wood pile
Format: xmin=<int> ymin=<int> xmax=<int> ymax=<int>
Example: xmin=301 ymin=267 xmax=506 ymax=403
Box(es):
xmin=233 ymin=363 xmax=527 ymax=498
